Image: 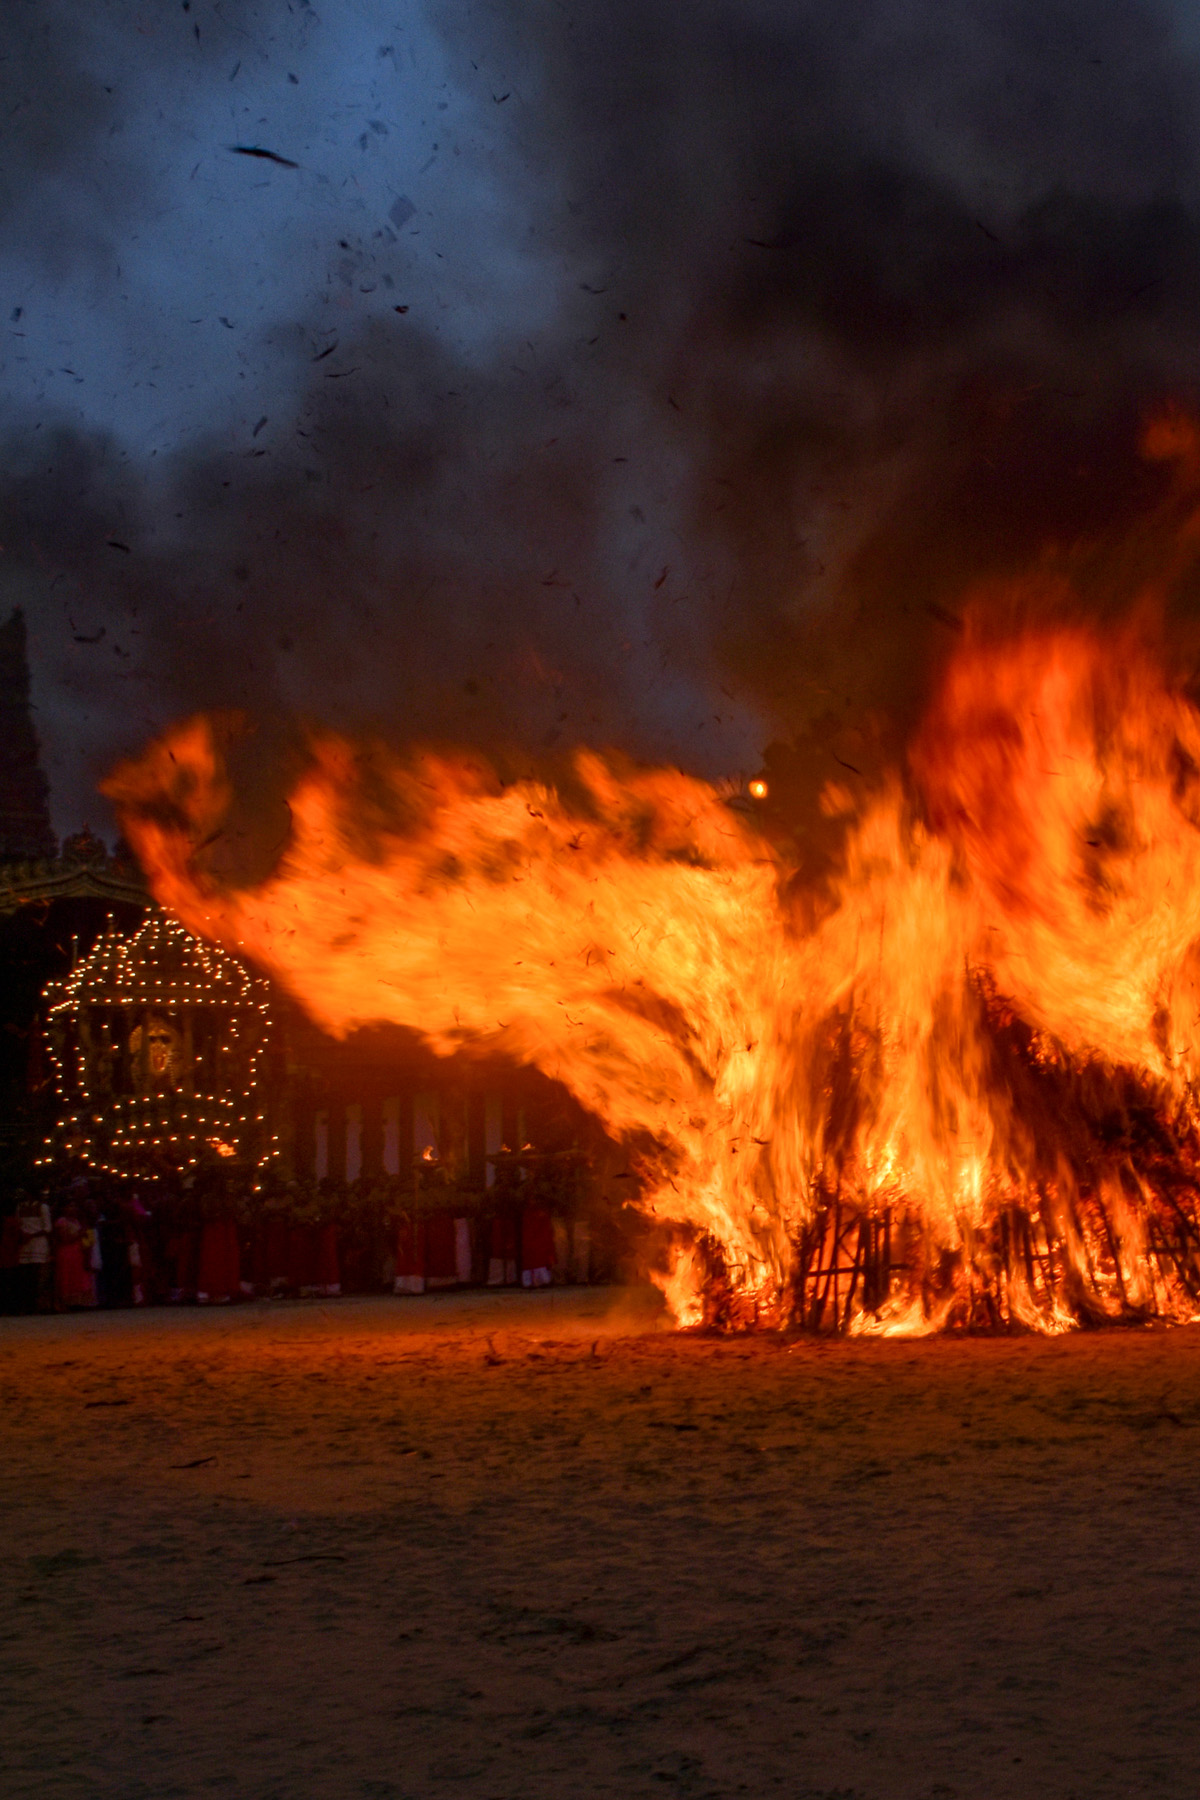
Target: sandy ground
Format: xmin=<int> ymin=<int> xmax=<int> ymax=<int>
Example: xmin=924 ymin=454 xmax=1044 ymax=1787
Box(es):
xmin=2 ymin=1294 xmax=1200 ymax=1800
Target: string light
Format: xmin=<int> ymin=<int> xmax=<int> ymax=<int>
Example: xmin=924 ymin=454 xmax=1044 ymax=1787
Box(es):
xmin=37 ymin=907 xmax=282 ymax=1184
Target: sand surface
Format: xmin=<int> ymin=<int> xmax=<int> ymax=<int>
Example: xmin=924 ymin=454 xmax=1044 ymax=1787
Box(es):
xmin=2 ymin=1291 xmax=1200 ymax=1800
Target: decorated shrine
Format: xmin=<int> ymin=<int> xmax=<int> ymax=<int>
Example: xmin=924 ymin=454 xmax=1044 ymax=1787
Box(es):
xmin=38 ymin=907 xmax=280 ymax=1183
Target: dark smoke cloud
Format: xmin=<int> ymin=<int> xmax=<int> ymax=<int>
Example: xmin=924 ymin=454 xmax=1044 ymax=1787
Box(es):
xmin=3 ymin=0 xmax=1200 ymax=838
xmin=488 ymin=1 xmax=1200 ymax=708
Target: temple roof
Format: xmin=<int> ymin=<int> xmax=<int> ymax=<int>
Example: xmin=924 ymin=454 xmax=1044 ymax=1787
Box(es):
xmin=47 ymin=907 xmax=261 ymax=1010
xmin=0 ymin=845 xmax=148 ymax=915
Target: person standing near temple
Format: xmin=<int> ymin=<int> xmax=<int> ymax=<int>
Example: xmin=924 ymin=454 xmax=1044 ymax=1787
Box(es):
xmin=15 ymin=1191 xmax=52 ymax=1312
xmin=53 ymin=1201 xmax=96 ymax=1310
xmin=195 ymin=1174 xmax=240 ymax=1304
xmin=124 ymin=1191 xmax=153 ymax=1306
xmin=96 ymin=1191 xmax=132 ymax=1308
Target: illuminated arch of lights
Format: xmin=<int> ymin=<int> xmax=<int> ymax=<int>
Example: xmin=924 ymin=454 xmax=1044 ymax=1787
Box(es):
xmin=37 ymin=907 xmax=280 ymax=1187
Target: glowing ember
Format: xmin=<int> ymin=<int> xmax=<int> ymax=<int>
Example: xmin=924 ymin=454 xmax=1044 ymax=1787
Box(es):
xmin=748 ymin=779 xmax=768 ymax=800
xmin=104 ymin=621 xmax=1200 ymax=1333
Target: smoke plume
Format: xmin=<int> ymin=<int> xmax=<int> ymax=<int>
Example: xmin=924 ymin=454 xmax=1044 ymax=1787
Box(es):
xmin=3 ymin=0 xmax=1200 ymax=835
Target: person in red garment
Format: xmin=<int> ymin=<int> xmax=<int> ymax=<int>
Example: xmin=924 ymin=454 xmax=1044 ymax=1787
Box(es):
xmin=425 ymin=1210 xmax=459 ymax=1289
xmin=196 ymin=1179 xmax=240 ymax=1304
xmin=196 ymin=1218 xmax=240 ymax=1302
xmin=282 ymin=1182 xmax=340 ymax=1296
xmin=521 ymin=1207 xmax=556 ymax=1288
xmin=285 ymin=1204 xmax=315 ymax=1294
xmin=255 ymin=1187 xmax=293 ymax=1295
xmin=53 ymin=1202 xmax=96 ymax=1309
xmin=124 ymin=1192 xmax=153 ymax=1305
xmin=166 ymin=1223 xmax=197 ymax=1301
xmin=313 ymin=1215 xmax=341 ymax=1296
xmin=488 ymin=1212 xmax=518 ymax=1285
xmin=393 ymin=1211 xmax=427 ymax=1295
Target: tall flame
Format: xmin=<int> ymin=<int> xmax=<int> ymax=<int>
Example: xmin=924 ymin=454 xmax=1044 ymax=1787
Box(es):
xmin=104 ymin=622 xmax=1200 ymax=1332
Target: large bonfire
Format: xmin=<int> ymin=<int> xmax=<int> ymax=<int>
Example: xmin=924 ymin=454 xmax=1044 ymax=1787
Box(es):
xmin=103 ymin=614 xmax=1200 ymax=1335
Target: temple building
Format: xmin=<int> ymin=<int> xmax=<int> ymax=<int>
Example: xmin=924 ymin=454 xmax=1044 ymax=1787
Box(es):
xmin=0 ymin=609 xmax=149 ymax=1179
xmin=0 ymin=606 xmax=628 ymax=1287
xmin=0 ymin=607 xmax=55 ymax=863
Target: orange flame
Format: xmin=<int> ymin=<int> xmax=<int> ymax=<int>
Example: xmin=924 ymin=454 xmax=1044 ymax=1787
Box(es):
xmin=104 ymin=619 xmax=1200 ymax=1332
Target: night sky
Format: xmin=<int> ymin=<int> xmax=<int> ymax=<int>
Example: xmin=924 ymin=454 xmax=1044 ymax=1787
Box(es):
xmin=4 ymin=0 xmax=1200 ymax=835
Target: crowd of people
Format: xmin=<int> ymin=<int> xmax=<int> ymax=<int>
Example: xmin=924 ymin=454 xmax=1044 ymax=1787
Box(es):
xmin=0 ymin=1163 xmax=602 ymax=1315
